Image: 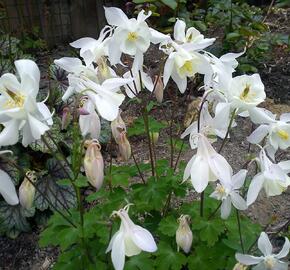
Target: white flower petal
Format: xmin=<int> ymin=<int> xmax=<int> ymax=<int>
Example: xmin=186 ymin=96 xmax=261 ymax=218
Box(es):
xmin=54 ymin=57 xmax=83 ymax=73
xmin=276 ymin=237 xmax=290 ymax=259
xmin=247 ymin=173 xmax=264 ymax=206
xmin=104 ymin=7 xmax=129 ymax=27
xmin=0 ymin=120 xmax=19 ymax=146
xmin=247 ymin=125 xmax=269 ymax=144
xmin=131 ymin=225 xmax=157 ymax=252
xmin=232 ymin=169 xmax=248 ymax=189
xmin=124 ymin=234 xmax=141 ymax=256
xmin=0 ymin=169 xmax=19 ymax=205
xmin=190 ymin=156 xmax=210 ymax=192
xmin=174 ymin=19 xmax=186 ymax=42
xmin=280 ymin=113 xmax=290 ymax=123
xmin=183 ymin=155 xmax=195 ymax=182
xmin=230 ymin=192 xmax=247 ymax=210
xmin=258 ymin=232 xmax=272 ymax=256
xmin=235 ymin=253 xmax=263 ymax=265
xmin=221 ymin=196 xmax=232 ymax=219
xmin=111 ymin=231 xmax=125 ymax=270
xmin=209 ymin=154 xmax=232 ymax=184
xmin=15 ymin=59 xmax=40 ymax=89
xmin=278 ymin=160 xmax=290 ymax=174
xmin=163 ymin=55 xmax=175 ymax=87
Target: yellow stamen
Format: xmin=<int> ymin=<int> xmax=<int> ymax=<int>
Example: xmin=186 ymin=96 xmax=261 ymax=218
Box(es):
xmin=180 ymin=61 xmax=193 ymax=74
xmin=277 ymin=129 xmax=289 ymax=140
xmin=127 ymin=32 xmax=138 ymax=42
xmin=216 ymin=185 xmax=226 ymax=195
xmin=4 ymin=90 xmax=25 ymax=109
xmin=240 ymin=84 xmax=251 ymax=100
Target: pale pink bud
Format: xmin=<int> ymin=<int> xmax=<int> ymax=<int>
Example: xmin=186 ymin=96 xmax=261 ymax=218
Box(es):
xmin=61 ymin=107 xmax=71 ymax=130
xmin=84 ymin=140 xmax=104 ymax=190
xmin=176 ymin=215 xmax=193 ymax=253
xmin=19 ymin=171 xmax=37 ymax=209
xmin=118 ymin=131 xmax=131 ymax=161
xmin=111 ymin=112 xmax=126 ymax=144
xmin=154 ymin=75 xmax=164 ymax=103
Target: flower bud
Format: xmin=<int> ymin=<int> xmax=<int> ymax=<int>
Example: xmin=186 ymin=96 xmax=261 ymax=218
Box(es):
xmin=19 ymin=171 xmax=37 ymax=209
xmin=111 ymin=112 xmax=126 ymax=144
xmin=84 ymin=140 xmax=104 ymax=190
xmin=61 ymin=107 xmax=71 ymax=130
xmin=176 ymin=215 xmax=193 ymax=253
xmin=154 ymin=75 xmax=164 ymax=103
xmin=118 ymin=131 xmax=131 ymax=161
xmin=150 ymin=132 xmax=159 ymax=145
xmin=233 ymin=263 xmax=247 ymax=270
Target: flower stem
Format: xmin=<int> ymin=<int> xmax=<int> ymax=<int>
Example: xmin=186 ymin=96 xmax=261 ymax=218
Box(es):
xmin=131 ymin=150 xmax=146 ymax=184
xmin=208 ymin=202 xmax=222 ymax=220
xmin=218 ymin=109 xmax=237 ymax=153
xmin=200 ymin=191 xmax=204 ymax=217
xmin=236 ymin=210 xmax=245 ymax=253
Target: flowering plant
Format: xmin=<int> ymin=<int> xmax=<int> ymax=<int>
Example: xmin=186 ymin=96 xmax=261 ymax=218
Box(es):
xmin=0 ymin=6 xmax=289 ymax=270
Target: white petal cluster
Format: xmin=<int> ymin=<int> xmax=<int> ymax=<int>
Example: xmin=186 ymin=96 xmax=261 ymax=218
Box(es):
xmin=236 ymin=232 xmax=290 ymax=270
xmin=0 ymin=60 xmax=53 ymax=147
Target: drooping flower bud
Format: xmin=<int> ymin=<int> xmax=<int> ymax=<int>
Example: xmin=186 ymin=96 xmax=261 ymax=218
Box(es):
xmin=111 ymin=112 xmax=126 ymax=144
xmin=150 ymin=132 xmax=159 ymax=145
xmin=154 ymin=75 xmax=164 ymax=103
xmin=61 ymin=107 xmax=71 ymax=130
xmin=233 ymin=263 xmax=248 ymax=270
xmin=19 ymin=171 xmax=37 ymax=209
xmin=176 ymin=215 xmax=193 ymax=253
xmin=84 ymin=140 xmax=104 ymax=190
xmin=118 ymin=131 xmax=131 ymax=161
xmin=79 ymin=97 xmax=101 ymax=139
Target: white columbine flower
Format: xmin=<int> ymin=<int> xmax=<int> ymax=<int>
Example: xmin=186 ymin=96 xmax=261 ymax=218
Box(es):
xmin=181 ymin=102 xmax=231 ymax=149
xmin=247 ymin=148 xmax=290 ymax=206
xmin=248 ymin=111 xmax=290 ymax=151
xmin=106 ymin=204 xmax=157 ymax=270
xmin=0 ymin=59 xmax=53 ymax=147
xmin=228 ymin=74 xmax=266 ymax=112
xmin=0 ymin=150 xmax=19 ymax=205
xmin=69 ymin=26 xmax=111 ymax=66
xmin=105 ymin=7 xmax=162 ymax=65
xmin=210 ymin=170 xmax=248 ymax=219
xmin=163 ymin=47 xmax=209 ymax=93
xmin=183 ymin=133 xmax=232 ymax=192
xmin=236 ymin=232 xmax=290 ymax=270
xmin=173 ymin=19 xmax=215 ymax=51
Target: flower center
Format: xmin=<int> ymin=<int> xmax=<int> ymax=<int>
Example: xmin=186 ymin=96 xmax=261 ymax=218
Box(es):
xmin=264 ymin=256 xmax=275 ymax=269
xmin=127 ymin=32 xmax=138 ymax=42
xmin=180 ymin=61 xmax=193 ymax=75
xmin=240 ymin=84 xmax=251 ymax=100
xmin=4 ymin=90 xmax=25 ymax=109
xmin=277 ymin=129 xmax=289 ymax=140
xmin=215 ymin=184 xmax=228 ymax=200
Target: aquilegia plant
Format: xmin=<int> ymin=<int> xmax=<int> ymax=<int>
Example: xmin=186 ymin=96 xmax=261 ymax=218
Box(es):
xmin=0 ymin=6 xmax=289 ymax=270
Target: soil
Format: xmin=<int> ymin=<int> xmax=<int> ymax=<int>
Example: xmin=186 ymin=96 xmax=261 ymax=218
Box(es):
xmin=1 ymin=6 xmax=290 ymax=270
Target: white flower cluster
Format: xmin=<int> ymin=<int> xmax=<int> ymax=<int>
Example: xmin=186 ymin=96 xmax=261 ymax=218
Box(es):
xmin=0 ymin=6 xmax=289 ymax=270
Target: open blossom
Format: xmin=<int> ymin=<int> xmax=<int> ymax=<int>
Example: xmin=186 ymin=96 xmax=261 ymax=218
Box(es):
xmin=163 ymin=47 xmax=209 ymax=93
xmin=247 ymin=111 xmax=290 ymax=151
xmin=210 ymin=170 xmax=248 ymax=219
xmin=0 ymin=150 xmax=19 ymax=205
xmin=228 ymin=74 xmax=266 ymax=111
xmin=104 ymin=7 xmax=165 ymax=65
xmin=69 ymin=25 xmax=111 ymax=66
xmin=0 ymin=59 xmax=53 ymax=146
xmin=183 ymin=133 xmax=232 ymax=192
xmin=236 ymin=232 xmax=290 ymax=270
xmin=181 ymin=102 xmax=231 ymax=149
xmin=247 ymin=148 xmax=290 ymax=206
xmin=176 ymin=215 xmax=193 ymax=253
xmin=106 ymin=204 xmax=157 ymax=270
xmin=78 ymin=97 xmax=101 ymax=139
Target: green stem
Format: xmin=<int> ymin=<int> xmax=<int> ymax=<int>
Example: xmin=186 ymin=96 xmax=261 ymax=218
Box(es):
xmin=162 ymin=190 xmax=172 ymax=216
xmin=200 ymin=192 xmax=204 ymax=217
xmin=218 ymin=109 xmax=237 ymax=153
xmin=236 ymin=210 xmax=245 ymax=253
xmin=142 ymin=107 xmax=155 ymax=177
xmin=208 ymin=202 xmax=222 ymax=220
xmin=131 ymin=150 xmax=146 ymax=184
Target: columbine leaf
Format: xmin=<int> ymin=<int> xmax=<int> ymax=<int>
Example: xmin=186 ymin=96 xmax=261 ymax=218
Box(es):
xmin=125 ymin=253 xmax=153 ymax=270
xmin=158 ymin=215 xmax=178 ymax=237
xmin=155 ymin=242 xmax=187 ymax=270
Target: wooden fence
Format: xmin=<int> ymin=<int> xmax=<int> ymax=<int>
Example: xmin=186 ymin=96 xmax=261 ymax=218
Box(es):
xmin=0 ymin=0 xmax=122 ymax=47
